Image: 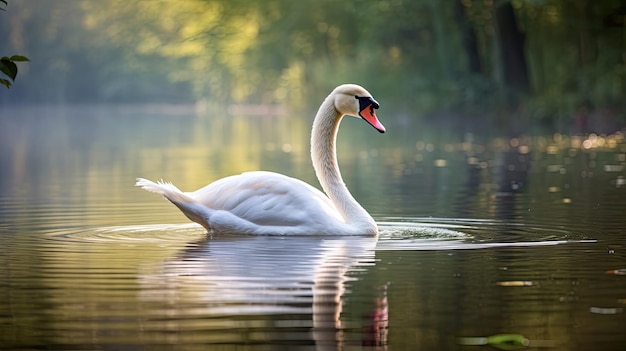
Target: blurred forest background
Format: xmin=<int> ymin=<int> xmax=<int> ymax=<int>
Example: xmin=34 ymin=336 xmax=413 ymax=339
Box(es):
xmin=1 ymin=0 xmax=625 ymax=132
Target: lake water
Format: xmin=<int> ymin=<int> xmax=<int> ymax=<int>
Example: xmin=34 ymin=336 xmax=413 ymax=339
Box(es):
xmin=0 ymin=105 xmax=625 ymax=350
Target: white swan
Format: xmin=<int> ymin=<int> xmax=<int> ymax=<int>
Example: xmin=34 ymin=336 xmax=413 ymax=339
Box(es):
xmin=135 ymin=84 xmax=385 ymax=235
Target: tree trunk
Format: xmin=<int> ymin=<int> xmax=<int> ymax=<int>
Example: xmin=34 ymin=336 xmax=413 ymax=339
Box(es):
xmin=454 ymin=0 xmax=482 ymax=74
xmin=428 ymin=0 xmax=454 ymax=81
xmin=493 ymin=2 xmax=530 ymax=96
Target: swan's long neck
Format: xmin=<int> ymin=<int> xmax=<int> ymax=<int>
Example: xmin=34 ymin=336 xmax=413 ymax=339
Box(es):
xmin=311 ymin=95 xmax=377 ymax=233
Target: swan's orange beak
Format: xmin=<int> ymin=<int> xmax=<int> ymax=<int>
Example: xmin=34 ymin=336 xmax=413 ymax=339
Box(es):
xmin=360 ymin=104 xmax=386 ymax=133
xmin=356 ymin=95 xmax=385 ymax=133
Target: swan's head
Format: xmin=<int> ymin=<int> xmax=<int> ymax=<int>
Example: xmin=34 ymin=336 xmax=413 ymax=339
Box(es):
xmin=332 ymin=84 xmax=386 ymax=133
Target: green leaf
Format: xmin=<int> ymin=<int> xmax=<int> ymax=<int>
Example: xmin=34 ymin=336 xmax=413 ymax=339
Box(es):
xmin=0 ymin=78 xmax=11 ymax=89
xmin=9 ymin=55 xmax=29 ymax=62
xmin=0 ymin=59 xmax=18 ymax=80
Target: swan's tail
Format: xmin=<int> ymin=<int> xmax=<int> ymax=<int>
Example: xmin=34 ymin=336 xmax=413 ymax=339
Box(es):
xmin=135 ymin=178 xmax=212 ymax=231
xmin=135 ymin=178 xmax=195 ymax=203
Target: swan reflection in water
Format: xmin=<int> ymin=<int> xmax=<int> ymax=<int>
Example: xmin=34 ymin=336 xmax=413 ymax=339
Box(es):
xmin=138 ymin=234 xmax=388 ymax=349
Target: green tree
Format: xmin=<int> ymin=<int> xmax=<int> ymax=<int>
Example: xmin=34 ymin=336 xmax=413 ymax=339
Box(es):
xmin=1 ymin=0 xmax=624 ymax=131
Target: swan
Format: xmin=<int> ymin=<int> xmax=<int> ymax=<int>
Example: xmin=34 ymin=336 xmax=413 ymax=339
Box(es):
xmin=135 ymin=84 xmax=385 ymax=235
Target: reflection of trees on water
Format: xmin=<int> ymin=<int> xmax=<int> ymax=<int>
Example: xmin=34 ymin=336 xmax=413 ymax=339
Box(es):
xmin=492 ymin=149 xmax=531 ymax=221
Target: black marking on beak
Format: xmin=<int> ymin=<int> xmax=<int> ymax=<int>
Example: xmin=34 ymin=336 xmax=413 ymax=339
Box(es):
xmin=355 ymin=95 xmax=380 ymax=112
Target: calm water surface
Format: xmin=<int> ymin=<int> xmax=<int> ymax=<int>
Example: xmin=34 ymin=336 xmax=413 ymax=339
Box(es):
xmin=0 ymin=105 xmax=625 ymax=350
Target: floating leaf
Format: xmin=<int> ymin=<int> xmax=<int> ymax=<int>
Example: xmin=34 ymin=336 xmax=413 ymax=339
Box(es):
xmin=0 ymin=78 xmax=11 ymax=88
xmin=458 ymin=334 xmax=530 ymax=350
xmin=486 ymin=334 xmax=530 ymax=350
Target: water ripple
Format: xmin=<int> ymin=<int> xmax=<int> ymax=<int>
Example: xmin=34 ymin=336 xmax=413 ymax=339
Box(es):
xmin=42 ymin=223 xmax=206 ymax=244
xmin=376 ymin=217 xmax=595 ymax=251
xmin=32 ymin=217 xmax=595 ymax=251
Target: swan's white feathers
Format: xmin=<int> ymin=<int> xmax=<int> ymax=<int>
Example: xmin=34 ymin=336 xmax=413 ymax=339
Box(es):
xmin=136 ymin=84 xmax=382 ymax=236
xmin=190 ymin=171 xmax=344 ymax=226
xmin=136 ymin=172 xmax=347 ymax=235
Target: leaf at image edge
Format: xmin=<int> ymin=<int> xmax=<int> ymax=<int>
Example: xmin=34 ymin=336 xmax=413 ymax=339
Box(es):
xmin=0 ymin=59 xmax=18 ymax=80
xmin=9 ymin=55 xmax=29 ymax=62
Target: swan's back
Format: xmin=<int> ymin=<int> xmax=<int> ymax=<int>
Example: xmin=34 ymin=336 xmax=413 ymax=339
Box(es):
xmin=189 ymin=171 xmax=346 ymax=230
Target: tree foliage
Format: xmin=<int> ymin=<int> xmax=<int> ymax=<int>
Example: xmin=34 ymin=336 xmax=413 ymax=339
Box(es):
xmin=1 ymin=0 xmax=624 ymax=127
xmin=0 ymin=55 xmax=29 ymax=88
xmin=1 ymin=0 xmax=29 ymax=88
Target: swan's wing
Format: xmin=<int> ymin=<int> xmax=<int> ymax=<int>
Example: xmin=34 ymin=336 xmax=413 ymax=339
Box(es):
xmin=189 ymin=171 xmax=345 ymax=227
